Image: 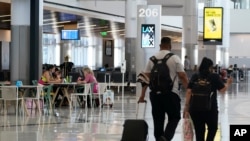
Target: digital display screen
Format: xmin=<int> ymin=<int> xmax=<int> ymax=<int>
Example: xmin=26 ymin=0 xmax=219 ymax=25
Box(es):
xmin=59 ymin=13 xmax=78 ymax=21
xmin=141 ymin=24 xmax=155 ymax=48
xmin=203 ymin=7 xmax=223 ymax=45
xmin=61 ymin=29 xmax=80 ymax=40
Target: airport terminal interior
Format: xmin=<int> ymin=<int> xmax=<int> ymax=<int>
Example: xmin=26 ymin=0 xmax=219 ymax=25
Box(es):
xmin=1 ymin=0 xmax=250 ymax=141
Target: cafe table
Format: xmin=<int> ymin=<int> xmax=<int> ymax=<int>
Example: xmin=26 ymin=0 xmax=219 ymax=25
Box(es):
xmin=51 ymin=82 xmax=83 ymax=107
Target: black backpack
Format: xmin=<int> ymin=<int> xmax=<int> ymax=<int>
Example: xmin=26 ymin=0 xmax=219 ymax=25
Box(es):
xmin=149 ymin=53 xmax=174 ymax=93
xmin=189 ymin=74 xmax=214 ymax=111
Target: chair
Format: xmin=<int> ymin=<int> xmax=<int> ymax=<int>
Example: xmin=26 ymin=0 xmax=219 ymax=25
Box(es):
xmin=1 ymin=86 xmax=24 ymax=116
xmin=111 ymin=72 xmax=123 ymax=83
xmin=92 ymin=83 xmax=107 ymax=108
xmin=97 ymin=72 xmax=111 ymax=83
xmin=43 ymin=85 xmax=53 ymax=115
xmin=70 ymin=83 xmax=91 ymax=109
xmin=23 ymin=86 xmax=44 ymax=115
xmin=0 ymin=84 xmax=5 ymax=114
xmin=32 ymin=80 xmax=38 ymax=85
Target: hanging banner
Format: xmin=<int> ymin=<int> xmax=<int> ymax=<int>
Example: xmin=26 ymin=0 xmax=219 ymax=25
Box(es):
xmin=203 ymin=7 xmax=223 ymax=45
xmin=141 ymin=24 xmax=155 ymax=48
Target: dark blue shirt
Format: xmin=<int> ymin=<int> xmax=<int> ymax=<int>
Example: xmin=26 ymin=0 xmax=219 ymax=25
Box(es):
xmin=188 ymin=73 xmax=225 ymax=111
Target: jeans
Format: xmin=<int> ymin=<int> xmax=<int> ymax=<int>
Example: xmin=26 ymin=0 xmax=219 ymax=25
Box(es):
xmin=150 ymin=91 xmax=181 ymax=141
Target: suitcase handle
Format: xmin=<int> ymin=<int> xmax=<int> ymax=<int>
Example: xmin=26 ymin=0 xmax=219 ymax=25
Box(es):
xmin=137 ymin=100 xmax=147 ymax=104
xmin=136 ymin=101 xmax=147 ymax=119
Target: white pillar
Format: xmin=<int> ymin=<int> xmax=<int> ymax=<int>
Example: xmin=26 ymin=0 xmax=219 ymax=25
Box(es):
xmin=125 ymin=0 xmax=138 ymax=73
xmin=136 ymin=5 xmax=161 ymax=98
xmin=11 ymin=0 xmax=31 ymax=84
xmin=11 ymin=0 xmax=43 ymax=84
xmin=11 ymin=0 xmax=30 ymax=25
xmin=125 ymin=0 xmax=147 ymax=72
xmin=215 ymin=0 xmax=230 ymax=67
xmin=182 ymin=0 xmax=198 ymax=68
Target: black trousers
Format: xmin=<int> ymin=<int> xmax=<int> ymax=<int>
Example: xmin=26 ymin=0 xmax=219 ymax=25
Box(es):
xmin=190 ymin=110 xmax=218 ymax=141
xmin=150 ymin=92 xmax=181 ymax=141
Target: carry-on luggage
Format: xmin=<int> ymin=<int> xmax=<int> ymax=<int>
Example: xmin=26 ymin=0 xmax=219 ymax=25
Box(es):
xmin=121 ymin=101 xmax=148 ymax=141
xmin=102 ymin=73 xmax=114 ymax=108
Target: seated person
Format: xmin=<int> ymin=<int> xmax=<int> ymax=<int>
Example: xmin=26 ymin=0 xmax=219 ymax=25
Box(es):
xmin=77 ymin=67 xmax=99 ymax=108
xmin=77 ymin=67 xmax=98 ymax=93
xmin=53 ymin=68 xmax=63 ymax=80
xmin=52 ymin=68 xmax=66 ymax=106
xmin=38 ymin=64 xmax=62 ymax=85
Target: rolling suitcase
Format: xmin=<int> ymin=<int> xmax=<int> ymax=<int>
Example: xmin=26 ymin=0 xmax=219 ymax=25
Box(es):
xmin=102 ymin=73 xmax=114 ymax=108
xmin=121 ymin=101 xmax=148 ymax=141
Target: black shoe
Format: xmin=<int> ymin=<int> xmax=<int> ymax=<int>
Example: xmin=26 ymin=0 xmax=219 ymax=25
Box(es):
xmin=159 ymin=136 xmax=167 ymax=141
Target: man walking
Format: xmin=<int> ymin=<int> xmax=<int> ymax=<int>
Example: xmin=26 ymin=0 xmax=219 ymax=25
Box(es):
xmin=138 ymin=37 xmax=188 ymax=141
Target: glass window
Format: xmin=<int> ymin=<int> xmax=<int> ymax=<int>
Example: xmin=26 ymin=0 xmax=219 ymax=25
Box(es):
xmin=70 ymin=37 xmax=97 ymax=69
xmin=42 ymin=34 xmax=57 ymax=65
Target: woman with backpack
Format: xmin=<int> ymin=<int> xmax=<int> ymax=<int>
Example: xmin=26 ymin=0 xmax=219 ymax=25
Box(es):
xmin=183 ymin=57 xmax=232 ymax=141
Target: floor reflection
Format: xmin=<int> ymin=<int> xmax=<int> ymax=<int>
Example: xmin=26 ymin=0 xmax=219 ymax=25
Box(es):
xmin=1 ymin=76 xmax=250 ymax=140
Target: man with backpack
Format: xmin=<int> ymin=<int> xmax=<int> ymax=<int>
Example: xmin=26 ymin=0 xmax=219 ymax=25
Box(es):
xmin=138 ymin=37 xmax=189 ymax=141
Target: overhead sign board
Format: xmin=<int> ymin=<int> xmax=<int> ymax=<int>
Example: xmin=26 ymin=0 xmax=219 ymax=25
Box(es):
xmin=203 ymin=7 xmax=223 ymax=45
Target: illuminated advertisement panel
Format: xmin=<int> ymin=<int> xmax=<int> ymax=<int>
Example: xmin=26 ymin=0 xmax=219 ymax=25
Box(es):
xmin=141 ymin=24 xmax=155 ymax=48
xmin=203 ymin=7 xmax=223 ymax=45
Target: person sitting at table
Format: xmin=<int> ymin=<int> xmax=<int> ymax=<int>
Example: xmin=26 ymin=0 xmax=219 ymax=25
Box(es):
xmin=53 ymin=67 xmax=62 ymax=80
xmin=38 ymin=64 xmax=62 ymax=85
xmin=77 ymin=67 xmax=99 ymax=108
xmin=51 ymin=67 xmax=66 ymax=106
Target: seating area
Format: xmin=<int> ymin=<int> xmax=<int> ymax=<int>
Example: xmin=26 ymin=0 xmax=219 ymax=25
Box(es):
xmin=0 ymin=86 xmax=24 ymax=116
xmin=94 ymin=70 xmax=136 ymax=93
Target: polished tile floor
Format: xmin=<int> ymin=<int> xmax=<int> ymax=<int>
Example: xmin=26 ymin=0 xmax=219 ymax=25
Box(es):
xmin=0 ymin=74 xmax=250 ymax=141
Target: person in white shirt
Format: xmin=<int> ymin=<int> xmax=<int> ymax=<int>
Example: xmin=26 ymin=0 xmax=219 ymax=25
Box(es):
xmin=138 ymin=37 xmax=189 ymax=141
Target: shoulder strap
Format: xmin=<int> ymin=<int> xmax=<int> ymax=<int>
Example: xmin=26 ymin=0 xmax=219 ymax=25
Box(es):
xmin=150 ymin=56 xmax=157 ymax=64
xmin=150 ymin=53 xmax=174 ymax=64
xmin=162 ymin=53 xmax=174 ymax=62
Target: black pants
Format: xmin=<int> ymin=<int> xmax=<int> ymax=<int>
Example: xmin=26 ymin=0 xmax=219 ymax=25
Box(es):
xmin=150 ymin=92 xmax=181 ymax=141
xmin=190 ymin=110 xmax=218 ymax=141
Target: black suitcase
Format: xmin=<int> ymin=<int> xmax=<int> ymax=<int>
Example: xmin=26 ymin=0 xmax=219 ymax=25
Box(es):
xmin=121 ymin=101 xmax=148 ymax=141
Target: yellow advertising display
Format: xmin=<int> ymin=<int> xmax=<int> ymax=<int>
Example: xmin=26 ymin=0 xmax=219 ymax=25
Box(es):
xmin=204 ymin=7 xmax=223 ymax=39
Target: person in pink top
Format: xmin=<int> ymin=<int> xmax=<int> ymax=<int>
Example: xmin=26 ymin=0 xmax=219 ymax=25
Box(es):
xmin=77 ymin=67 xmax=98 ymax=92
xmin=77 ymin=67 xmax=99 ymax=108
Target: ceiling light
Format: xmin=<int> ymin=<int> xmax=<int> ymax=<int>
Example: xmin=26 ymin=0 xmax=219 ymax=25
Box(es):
xmin=2 ymin=19 xmax=11 ymax=22
xmin=53 ymin=25 xmax=64 ymax=28
xmin=43 ymin=18 xmax=56 ymax=22
xmin=78 ymin=25 xmax=97 ymax=28
xmin=85 ymin=26 xmax=108 ymax=30
xmin=78 ymin=23 xmax=85 ymax=26
xmin=0 ymin=15 xmax=11 ymax=18
xmin=43 ymin=21 xmax=71 ymax=25
xmin=107 ymin=29 xmax=125 ymax=32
